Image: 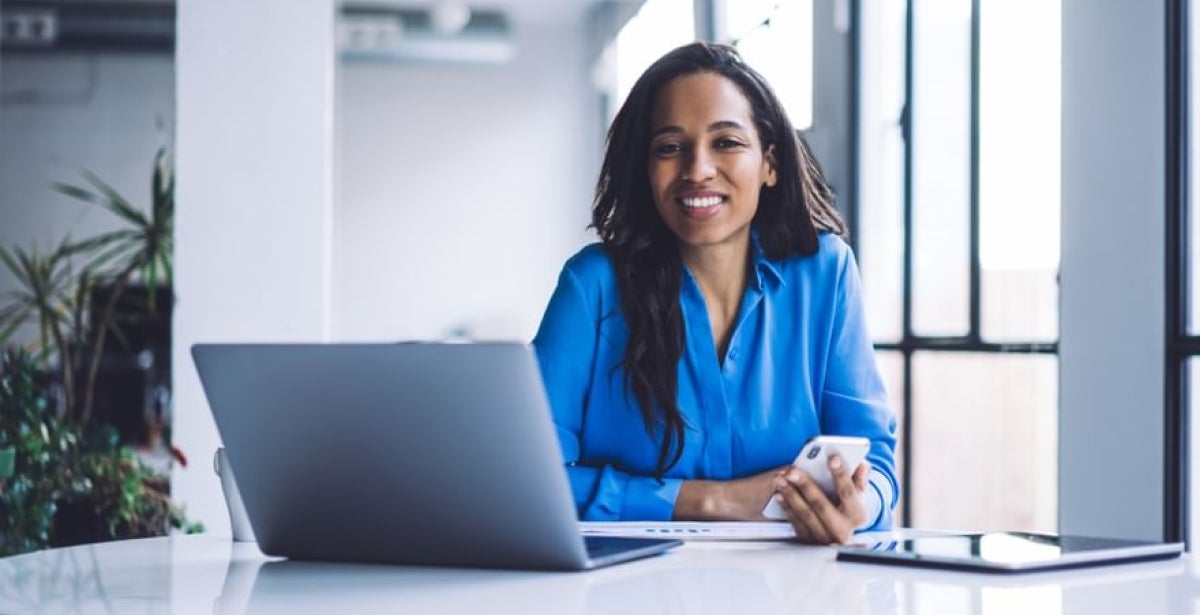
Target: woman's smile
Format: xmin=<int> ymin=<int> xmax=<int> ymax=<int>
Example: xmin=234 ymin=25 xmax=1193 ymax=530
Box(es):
xmin=647 ymin=72 xmax=776 ymax=254
xmin=677 ymin=191 xmax=727 ymax=219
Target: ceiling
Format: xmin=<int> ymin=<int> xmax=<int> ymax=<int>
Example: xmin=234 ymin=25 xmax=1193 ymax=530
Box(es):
xmin=383 ymin=0 xmax=605 ymax=26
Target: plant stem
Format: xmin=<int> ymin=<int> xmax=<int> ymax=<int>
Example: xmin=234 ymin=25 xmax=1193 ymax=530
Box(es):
xmin=80 ymin=261 xmax=140 ymax=424
xmin=47 ymin=314 xmax=76 ymax=421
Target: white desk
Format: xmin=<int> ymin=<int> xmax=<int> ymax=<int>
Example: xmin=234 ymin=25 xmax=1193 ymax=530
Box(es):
xmin=1 ymin=534 xmax=1197 ymax=614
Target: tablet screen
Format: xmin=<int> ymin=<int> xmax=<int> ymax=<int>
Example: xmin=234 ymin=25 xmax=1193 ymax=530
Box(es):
xmin=837 ymin=532 xmax=1182 ymax=572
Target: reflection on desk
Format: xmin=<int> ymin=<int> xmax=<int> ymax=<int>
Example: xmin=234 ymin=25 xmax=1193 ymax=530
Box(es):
xmin=0 ymin=533 xmax=1197 ymax=614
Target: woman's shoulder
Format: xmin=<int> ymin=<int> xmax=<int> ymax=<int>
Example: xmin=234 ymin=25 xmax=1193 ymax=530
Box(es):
xmin=560 ymin=242 xmax=617 ymax=285
xmin=776 ymin=232 xmax=854 ymax=272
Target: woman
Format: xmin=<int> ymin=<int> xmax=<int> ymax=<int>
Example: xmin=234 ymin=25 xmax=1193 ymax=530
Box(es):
xmin=533 ymin=42 xmax=897 ymax=544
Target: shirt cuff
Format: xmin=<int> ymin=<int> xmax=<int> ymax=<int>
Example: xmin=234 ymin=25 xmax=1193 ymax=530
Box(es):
xmin=620 ymin=476 xmax=684 ymax=521
xmin=856 ymin=469 xmax=892 ymax=531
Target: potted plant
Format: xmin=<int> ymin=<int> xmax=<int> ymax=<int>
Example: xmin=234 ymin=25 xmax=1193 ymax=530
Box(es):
xmin=0 ymin=148 xmax=200 ymax=555
xmin=0 ymin=436 xmax=12 ymax=483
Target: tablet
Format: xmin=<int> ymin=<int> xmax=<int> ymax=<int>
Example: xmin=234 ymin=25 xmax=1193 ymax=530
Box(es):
xmin=836 ymin=532 xmax=1183 ymax=573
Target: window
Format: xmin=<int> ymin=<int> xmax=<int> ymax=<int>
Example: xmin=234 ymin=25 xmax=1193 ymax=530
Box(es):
xmin=602 ymin=0 xmax=1066 ymax=533
xmin=726 ymin=0 xmax=815 ymax=130
xmin=597 ymin=0 xmax=695 ymax=120
xmin=858 ymin=0 xmax=1062 ymax=531
xmin=1171 ymin=0 xmax=1192 ymax=546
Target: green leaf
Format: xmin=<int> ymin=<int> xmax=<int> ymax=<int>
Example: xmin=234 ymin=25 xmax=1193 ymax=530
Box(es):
xmin=0 ymin=305 xmax=32 ymax=344
xmin=81 ymin=171 xmax=148 ymax=227
xmin=90 ymin=242 xmax=140 ymax=275
xmin=0 ymin=246 xmax=23 ymax=280
xmin=87 ymin=243 xmax=137 ymax=275
xmin=64 ymin=229 xmax=138 ymax=258
xmin=50 ymin=182 xmax=101 ymax=204
xmin=160 ymin=254 xmax=174 ymax=287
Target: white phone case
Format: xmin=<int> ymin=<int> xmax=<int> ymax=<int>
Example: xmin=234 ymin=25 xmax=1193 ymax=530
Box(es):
xmin=762 ymin=435 xmax=870 ymax=520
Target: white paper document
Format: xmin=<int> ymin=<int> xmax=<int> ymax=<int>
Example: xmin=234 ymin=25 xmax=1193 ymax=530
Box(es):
xmin=579 ymin=521 xmax=797 ymax=541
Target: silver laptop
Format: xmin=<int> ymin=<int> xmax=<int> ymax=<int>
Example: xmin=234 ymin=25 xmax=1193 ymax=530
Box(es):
xmin=192 ymin=342 xmax=680 ymax=571
xmin=837 ymin=531 xmax=1182 ymax=573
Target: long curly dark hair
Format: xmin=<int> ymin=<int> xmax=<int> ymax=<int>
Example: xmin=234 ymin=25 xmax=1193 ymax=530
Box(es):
xmin=590 ymin=42 xmax=846 ymax=479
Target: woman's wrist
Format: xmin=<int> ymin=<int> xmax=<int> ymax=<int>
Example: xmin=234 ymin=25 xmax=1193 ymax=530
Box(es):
xmin=673 ymin=479 xmax=724 ymax=520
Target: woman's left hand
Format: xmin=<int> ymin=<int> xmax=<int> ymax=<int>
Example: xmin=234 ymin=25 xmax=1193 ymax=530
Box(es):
xmin=773 ymin=454 xmax=869 ymax=545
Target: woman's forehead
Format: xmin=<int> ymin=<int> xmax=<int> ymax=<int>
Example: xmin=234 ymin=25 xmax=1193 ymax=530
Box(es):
xmin=649 ymin=72 xmax=756 ymax=131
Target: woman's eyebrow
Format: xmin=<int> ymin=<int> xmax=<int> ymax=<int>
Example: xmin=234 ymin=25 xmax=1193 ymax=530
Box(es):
xmin=651 ymin=120 xmax=747 ymax=139
xmin=707 ymin=120 xmax=746 ymax=132
xmin=651 ymin=125 xmax=684 ymax=138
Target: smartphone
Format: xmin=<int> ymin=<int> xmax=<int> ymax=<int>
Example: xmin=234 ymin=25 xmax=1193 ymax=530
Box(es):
xmin=762 ymin=435 xmax=871 ymax=520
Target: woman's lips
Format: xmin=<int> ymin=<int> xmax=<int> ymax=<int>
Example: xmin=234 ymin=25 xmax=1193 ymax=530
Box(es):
xmin=677 ymin=194 xmax=726 ymax=219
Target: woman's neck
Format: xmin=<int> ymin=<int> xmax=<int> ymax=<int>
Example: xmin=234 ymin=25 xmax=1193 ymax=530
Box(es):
xmin=680 ymin=236 xmax=752 ymax=348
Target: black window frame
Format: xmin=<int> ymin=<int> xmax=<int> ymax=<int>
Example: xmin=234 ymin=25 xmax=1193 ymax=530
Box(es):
xmin=852 ymin=0 xmax=1059 ymax=527
xmin=1165 ymin=0 xmax=1191 ymax=546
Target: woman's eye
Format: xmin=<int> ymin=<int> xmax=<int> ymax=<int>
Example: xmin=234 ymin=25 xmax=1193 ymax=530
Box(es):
xmin=715 ymin=138 xmax=744 ymax=150
xmin=654 ymin=143 xmax=683 ymax=155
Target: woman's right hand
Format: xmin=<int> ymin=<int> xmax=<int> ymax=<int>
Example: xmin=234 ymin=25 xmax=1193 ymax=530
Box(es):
xmin=673 ymin=467 xmax=789 ymax=520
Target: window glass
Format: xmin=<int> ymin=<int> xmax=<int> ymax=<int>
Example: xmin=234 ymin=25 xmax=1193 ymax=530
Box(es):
xmin=1191 ymin=359 xmax=1200 ymax=547
xmin=874 ymin=349 xmax=907 ymax=510
xmin=979 ymin=0 xmax=1061 ymax=343
xmin=732 ymin=1 xmax=814 ymax=130
xmin=909 ymin=352 xmax=1057 ymax=532
xmin=910 ymin=0 xmax=971 ymax=336
xmin=721 ymin=0 xmax=777 ymax=39
xmin=858 ymin=0 xmax=906 ymax=342
xmin=610 ymin=0 xmax=695 ymax=116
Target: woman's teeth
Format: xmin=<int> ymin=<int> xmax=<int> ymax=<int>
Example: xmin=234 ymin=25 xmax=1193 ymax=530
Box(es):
xmin=681 ymin=196 xmax=722 ymax=208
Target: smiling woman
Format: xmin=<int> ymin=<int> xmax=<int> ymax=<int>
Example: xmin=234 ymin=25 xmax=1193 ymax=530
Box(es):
xmin=646 ymin=72 xmax=777 ymax=255
xmin=532 ymin=42 xmax=898 ymax=546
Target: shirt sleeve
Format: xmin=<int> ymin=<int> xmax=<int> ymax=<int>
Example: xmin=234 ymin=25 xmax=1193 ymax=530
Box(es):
xmin=818 ymin=243 xmax=900 ymax=531
xmin=532 ymin=261 xmax=683 ymax=521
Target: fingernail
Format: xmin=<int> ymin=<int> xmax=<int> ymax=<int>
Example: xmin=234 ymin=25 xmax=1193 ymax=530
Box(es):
xmin=788 ymin=469 xmax=803 ymax=483
xmin=829 ymin=455 xmax=843 ymax=471
xmin=774 ymin=477 xmax=788 ymax=490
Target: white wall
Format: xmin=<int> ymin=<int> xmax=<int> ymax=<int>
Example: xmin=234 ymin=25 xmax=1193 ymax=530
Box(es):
xmin=0 ymin=54 xmax=172 ymax=345
xmin=174 ymin=0 xmax=336 ymax=535
xmin=334 ymin=23 xmax=598 ymax=343
xmin=1059 ymin=0 xmax=1165 ymax=541
xmin=175 ymin=6 xmax=600 ymax=534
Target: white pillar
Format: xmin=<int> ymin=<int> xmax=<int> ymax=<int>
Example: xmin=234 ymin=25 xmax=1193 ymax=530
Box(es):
xmin=1059 ymin=0 xmax=1165 ymax=541
xmin=173 ymin=0 xmax=336 ymax=535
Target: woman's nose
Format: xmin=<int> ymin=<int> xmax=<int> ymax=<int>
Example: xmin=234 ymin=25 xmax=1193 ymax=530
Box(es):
xmin=681 ymin=147 xmax=716 ymax=182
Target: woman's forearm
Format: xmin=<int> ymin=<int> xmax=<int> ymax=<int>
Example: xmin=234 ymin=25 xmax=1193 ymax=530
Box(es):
xmin=673 ymin=467 xmax=787 ymax=521
xmin=673 ymin=479 xmax=725 ymax=520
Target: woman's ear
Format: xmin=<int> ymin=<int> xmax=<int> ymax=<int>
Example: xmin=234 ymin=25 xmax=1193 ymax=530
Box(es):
xmin=763 ymin=145 xmax=778 ymax=187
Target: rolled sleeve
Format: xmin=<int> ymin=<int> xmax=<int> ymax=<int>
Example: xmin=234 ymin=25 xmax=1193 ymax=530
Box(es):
xmin=537 ymin=254 xmax=687 ymax=521
xmin=857 ymin=468 xmax=894 ymax=531
xmin=621 ymin=474 xmax=683 ymax=521
xmin=822 ymin=242 xmax=900 ymax=531
xmin=565 ymin=465 xmax=682 ymax=521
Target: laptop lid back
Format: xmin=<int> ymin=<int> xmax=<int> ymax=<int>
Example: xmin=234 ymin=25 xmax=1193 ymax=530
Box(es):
xmin=193 ymin=342 xmax=589 ymax=570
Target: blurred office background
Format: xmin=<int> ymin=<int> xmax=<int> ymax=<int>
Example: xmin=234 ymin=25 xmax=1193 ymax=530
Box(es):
xmin=0 ymin=0 xmax=1192 ymax=548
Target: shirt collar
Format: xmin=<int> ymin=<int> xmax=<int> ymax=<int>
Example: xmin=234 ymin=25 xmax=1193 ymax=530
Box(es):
xmin=750 ymin=230 xmax=785 ymax=289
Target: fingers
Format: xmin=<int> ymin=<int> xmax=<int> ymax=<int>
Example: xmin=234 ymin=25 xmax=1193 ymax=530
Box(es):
xmin=830 ymin=454 xmax=858 ymax=509
xmin=770 ymin=455 xmax=874 ymax=544
xmin=776 ymin=457 xmax=874 ymax=544
xmin=777 ymin=470 xmax=852 ymax=544
xmin=851 ymin=462 xmax=869 ymax=491
xmin=774 ymin=473 xmax=825 ymax=543
xmin=828 ymin=455 xmax=869 ymax=530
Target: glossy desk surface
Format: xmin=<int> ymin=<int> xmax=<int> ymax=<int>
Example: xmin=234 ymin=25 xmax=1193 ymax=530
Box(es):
xmin=2 ymin=533 xmax=1198 ymax=614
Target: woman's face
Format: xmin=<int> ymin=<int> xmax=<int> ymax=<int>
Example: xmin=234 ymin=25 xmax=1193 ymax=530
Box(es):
xmin=647 ymin=71 xmax=777 ymax=255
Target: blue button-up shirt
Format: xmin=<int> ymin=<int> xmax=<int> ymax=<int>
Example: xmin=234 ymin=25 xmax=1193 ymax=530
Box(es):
xmin=532 ymin=233 xmax=898 ymax=530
